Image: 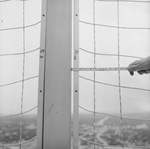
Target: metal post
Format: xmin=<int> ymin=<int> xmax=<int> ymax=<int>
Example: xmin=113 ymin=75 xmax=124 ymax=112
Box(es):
xmin=37 ymin=0 xmax=47 ymax=148
xmin=73 ymin=0 xmax=79 ymax=148
xmin=37 ymin=0 xmax=72 ymax=149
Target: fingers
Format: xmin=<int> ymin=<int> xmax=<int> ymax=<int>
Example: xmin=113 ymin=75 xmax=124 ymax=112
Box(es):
xmin=128 ymin=59 xmax=142 ymax=71
xmin=129 ymin=71 xmax=134 ymax=76
xmin=127 ymin=59 xmax=144 ymax=76
xmin=128 ymin=65 xmax=136 ymax=76
xmin=129 ymin=70 xmax=144 ymax=76
xmin=128 ymin=57 xmax=150 ymax=76
xmin=129 ymin=70 xmax=150 ymax=75
xmin=145 ymin=69 xmax=150 ymax=74
xmin=137 ymin=70 xmax=145 ymax=75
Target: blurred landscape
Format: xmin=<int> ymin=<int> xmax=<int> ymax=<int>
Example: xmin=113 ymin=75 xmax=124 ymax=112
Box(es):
xmin=0 ymin=114 xmax=150 ymax=149
xmin=79 ymin=113 xmax=150 ymax=149
xmin=0 ymin=115 xmax=37 ymax=149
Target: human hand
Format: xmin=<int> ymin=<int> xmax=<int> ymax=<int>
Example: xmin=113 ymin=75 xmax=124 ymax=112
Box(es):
xmin=128 ymin=56 xmax=150 ymax=76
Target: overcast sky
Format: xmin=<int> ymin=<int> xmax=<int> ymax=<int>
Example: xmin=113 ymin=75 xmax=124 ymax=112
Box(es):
xmin=0 ymin=0 xmax=41 ymax=115
xmin=79 ymin=0 xmax=150 ymax=118
xmin=0 ymin=0 xmax=150 ymax=118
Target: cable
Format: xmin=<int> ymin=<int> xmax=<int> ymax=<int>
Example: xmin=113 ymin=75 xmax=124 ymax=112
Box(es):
xmin=116 ymin=1 xmax=124 ymax=148
xmin=79 ymin=136 xmax=150 ymax=149
xmin=79 ymin=20 xmax=150 ymax=30
xmin=0 ymin=106 xmax=37 ymax=118
xmin=0 ymin=136 xmax=37 ymax=147
xmin=79 ymin=105 xmax=150 ymax=121
xmin=80 ymin=47 xmax=142 ymax=59
xmin=96 ymin=0 xmax=150 ymax=3
xmin=0 ymin=47 xmax=40 ymax=57
xmin=93 ymin=1 xmax=96 ymax=149
xmin=79 ymin=75 xmax=150 ymax=92
xmin=0 ymin=21 xmax=41 ymax=32
xmin=19 ymin=1 xmax=25 ymax=148
xmin=0 ymin=76 xmax=38 ymax=88
xmin=0 ymin=0 xmax=29 ymax=3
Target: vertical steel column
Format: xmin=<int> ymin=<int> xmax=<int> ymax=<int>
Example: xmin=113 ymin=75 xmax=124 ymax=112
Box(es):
xmin=37 ymin=0 xmax=47 ymax=148
xmin=37 ymin=0 xmax=72 ymax=149
xmin=73 ymin=0 xmax=79 ymax=149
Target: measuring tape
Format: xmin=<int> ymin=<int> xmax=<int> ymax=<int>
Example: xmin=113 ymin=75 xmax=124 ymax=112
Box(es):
xmin=71 ymin=67 xmax=128 ymax=71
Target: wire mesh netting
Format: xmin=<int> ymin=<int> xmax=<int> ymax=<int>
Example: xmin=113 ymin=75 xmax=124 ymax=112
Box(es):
xmin=0 ymin=0 xmax=41 ymax=148
xmin=74 ymin=0 xmax=150 ymax=149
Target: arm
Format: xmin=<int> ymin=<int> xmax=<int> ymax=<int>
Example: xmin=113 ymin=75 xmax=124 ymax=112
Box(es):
xmin=128 ymin=56 xmax=150 ymax=75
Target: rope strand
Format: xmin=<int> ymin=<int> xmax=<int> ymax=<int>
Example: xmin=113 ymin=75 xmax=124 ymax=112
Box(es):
xmin=79 ymin=47 xmax=142 ymax=59
xmin=19 ymin=1 xmax=25 ymax=148
xmin=0 ymin=21 xmax=41 ymax=32
xmin=79 ymin=105 xmax=150 ymax=121
xmin=0 ymin=136 xmax=37 ymax=147
xmin=0 ymin=106 xmax=37 ymax=118
xmin=96 ymin=0 xmax=150 ymax=3
xmin=79 ymin=136 xmax=150 ymax=149
xmin=117 ymin=0 xmax=124 ymax=148
xmin=93 ymin=0 xmax=96 ymax=148
xmin=79 ymin=20 xmax=150 ymax=30
xmin=0 ymin=47 xmax=40 ymax=57
xmin=79 ymin=75 xmax=150 ymax=92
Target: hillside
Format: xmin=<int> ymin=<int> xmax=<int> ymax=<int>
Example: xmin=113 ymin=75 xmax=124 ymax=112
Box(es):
xmin=0 ymin=114 xmax=150 ymax=149
xmin=79 ymin=114 xmax=150 ymax=149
